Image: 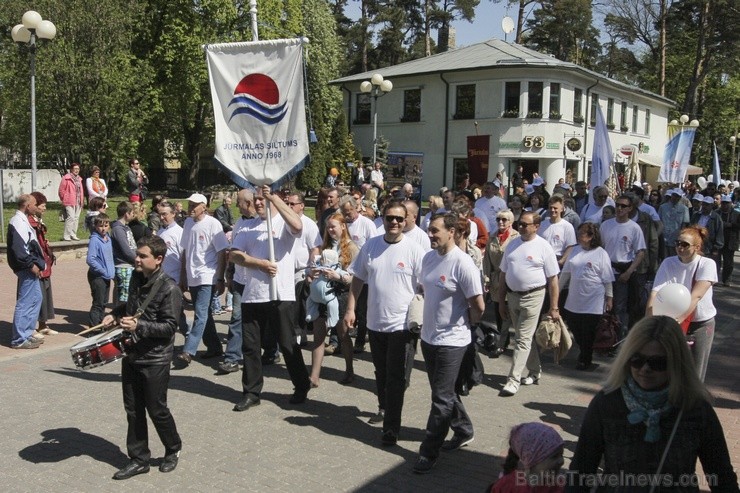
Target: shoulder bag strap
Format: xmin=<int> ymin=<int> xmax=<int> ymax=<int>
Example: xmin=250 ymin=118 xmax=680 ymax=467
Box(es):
xmin=648 ymin=408 xmax=684 ymax=493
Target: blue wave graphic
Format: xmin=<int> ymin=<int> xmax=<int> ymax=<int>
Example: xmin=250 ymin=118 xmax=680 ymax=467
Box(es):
xmin=228 ymin=94 xmax=288 ymax=124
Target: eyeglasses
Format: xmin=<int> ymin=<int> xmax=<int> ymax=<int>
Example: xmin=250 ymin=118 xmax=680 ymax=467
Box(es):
xmin=287 ymin=202 xmax=302 ymax=206
xmin=384 ymin=215 xmax=406 ymax=223
xmin=615 ymin=203 xmax=630 ymax=209
xmin=629 ymin=354 xmax=668 ymax=372
xmin=675 ymin=240 xmax=693 ymax=249
xmin=518 ymin=222 xmax=535 ymax=227
xmin=496 ymin=218 xmax=509 ymax=222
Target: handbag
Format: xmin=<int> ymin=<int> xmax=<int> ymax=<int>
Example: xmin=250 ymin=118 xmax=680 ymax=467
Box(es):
xmin=535 ymin=315 xmax=572 ymax=364
xmin=593 ymin=311 xmax=620 ymax=354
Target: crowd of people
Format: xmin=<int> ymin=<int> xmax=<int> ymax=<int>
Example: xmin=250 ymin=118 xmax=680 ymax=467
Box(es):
xmin=5 ymin=160 xmax=738 ymax=487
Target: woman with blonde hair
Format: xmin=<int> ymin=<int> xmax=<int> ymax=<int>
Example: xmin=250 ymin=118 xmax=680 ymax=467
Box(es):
xmin=308 ymin=212 xmax=359 ymax=387
xmin=420 ymin=195 xmax=444 ymax=231
xmin=569 ymin=316 xmax=736 ymax=492
xmin=646 ymin=225 xmax=716 ymax=381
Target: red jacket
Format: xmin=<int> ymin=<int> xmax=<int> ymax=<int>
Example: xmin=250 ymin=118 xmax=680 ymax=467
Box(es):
xmin=58 ymin=172 xmax=84 ymax=207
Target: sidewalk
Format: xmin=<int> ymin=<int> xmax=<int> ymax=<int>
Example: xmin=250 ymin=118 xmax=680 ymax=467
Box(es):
xmin=0 ymin=256 xmax=737 ymax=492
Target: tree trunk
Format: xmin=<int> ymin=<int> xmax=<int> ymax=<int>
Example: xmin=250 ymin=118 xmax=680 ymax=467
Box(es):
xmin=361 ymin=0 xmax=369 ymax=72
xmin=683 ymin=0 xmax=712 ymax=116
xmin=659 ymin=0 xmax=666 ymax=96
xmin=425 ymin=0 xmax=431 ymax=56
xmin=516 ymin=0 xmax=526 ymax=43
xmin=185 ymin=101 xmax=205 ymax=185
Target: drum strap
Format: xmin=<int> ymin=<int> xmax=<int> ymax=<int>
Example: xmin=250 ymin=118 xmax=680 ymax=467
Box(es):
xmin=133 ymin=275 xmax=167 ymax=320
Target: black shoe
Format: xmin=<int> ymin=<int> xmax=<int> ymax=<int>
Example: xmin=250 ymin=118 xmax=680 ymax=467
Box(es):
xmin=173 ymin=352 xmax=192 ymax=368
xmin=413 ymin=456 xmax=437 ymax=474
xmin=261 ymin=353 xmax=281 ymax=365
xmin=217 ymin=361 xmax=239 ymax=374
xmin=113 ymin=460 xmax=150 ymax=480
xmin=353 ymin=342 xmax=365 ymax=354
xmin=368 ymin=409 xmax=385 ymax=425
xmin=233 ymin=396 xmax=260 ymax=412
xmin=441 ymin=434 xmax=474 ymax=451
xmin=159 ymin=451 xmax=180 ymax=473
xmin=490 ymin=347 xmax=505 ymax=358
xmin=381 ymin=430 xmax=398 ymax=446
xmin=289 ymin=388 xmax=308 ymax=404
xmin=201 ymin=348 xmax=224 ymax=359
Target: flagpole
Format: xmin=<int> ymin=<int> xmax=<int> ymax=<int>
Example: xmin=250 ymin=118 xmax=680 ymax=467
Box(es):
xmin=249 ymin=0 xmax=277 ymax=299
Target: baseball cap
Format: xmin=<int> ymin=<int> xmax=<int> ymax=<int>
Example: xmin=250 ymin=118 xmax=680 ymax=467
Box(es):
xmin=721 ymin=194 xmax=733 ymax=203
xmin=702 ymin=196 xmax=714 ymax=204
xmin=532 ymin=177 xmax=545 ymax=186
xmin=525 ymin=184 xmax=535 ymax=195
xmin=669 ymin=188 xmax=684 ymax=197
xmin=691 ymin=193 xmax=703 ymax=202
xmin=187 ymin=193 xmax=208 ymax=205
xmin=560 ymin=183 xmax=571 ymax=191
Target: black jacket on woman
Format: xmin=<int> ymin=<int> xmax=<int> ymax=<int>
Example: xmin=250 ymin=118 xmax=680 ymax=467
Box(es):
xmin=568 ymin=389 xmax=737 ymax=493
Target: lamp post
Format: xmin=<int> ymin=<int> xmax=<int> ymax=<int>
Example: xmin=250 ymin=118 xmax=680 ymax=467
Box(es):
xmin=360 ymin=74 xmax=393 ymax=165
xmin=11 ymin=10 xmax=56 ymax=192
xmin=730 ymin=132 xmax=740 ymax=183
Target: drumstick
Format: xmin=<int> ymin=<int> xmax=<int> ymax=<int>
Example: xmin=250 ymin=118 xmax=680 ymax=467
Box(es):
xmin=76 ymin=322 xmax=108 ymax=336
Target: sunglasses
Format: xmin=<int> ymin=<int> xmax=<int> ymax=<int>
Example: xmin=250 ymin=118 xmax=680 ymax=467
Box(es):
xmin=496 ymin=218 xmax=509 ymax=222
xmin=518 ymin=222 xmax=535 ymax=227
xmin=675 ymin=240 xmax=693 ymax=248
xmin=384 ymin=215 xmax=406 ymax=223
xmin=629 ymin=354 xmax=668 ymax=372
xmin=615 ymin=203 xmax=630 ymax=209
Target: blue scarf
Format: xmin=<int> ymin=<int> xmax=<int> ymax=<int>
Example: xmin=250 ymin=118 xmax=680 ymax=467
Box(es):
xmin=621 ymin=376 xmax=672 ymax=443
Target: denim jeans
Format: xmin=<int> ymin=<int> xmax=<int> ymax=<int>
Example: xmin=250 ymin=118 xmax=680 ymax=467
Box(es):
xmin=12 ymin=269 xmax=43 ymax=346
xmin=419 ymin=341 xmax=473 ymax=459
xmin=223 ymin=282 xmax=244 ymax=364
xmin=183 ymin=284 xmax=222 ymax=356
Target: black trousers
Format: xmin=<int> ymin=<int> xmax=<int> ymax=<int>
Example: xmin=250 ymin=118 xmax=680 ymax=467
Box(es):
xmin=719 ymin=246 xmax=735 ymax=283
xmin=353 ymin=284 xmax=369 ymax=345
xmin=87 ymin=271 xmax=110 ymax=327
xmin=241 ymin=301 xmax=310 ymax=399
xmin=419 ymin=341 xmax=473 ymax=459
xmin=368 ymin=330 xmax=413 ymax=435
xmin=121 ymin=359 xmax=181 ymax=463
xmin=563 ymin=309 xmax=601 ymax=365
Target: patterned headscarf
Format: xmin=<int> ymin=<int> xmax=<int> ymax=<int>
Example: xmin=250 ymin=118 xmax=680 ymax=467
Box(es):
xmin=510 ymin=422 xmax=564 ymax=469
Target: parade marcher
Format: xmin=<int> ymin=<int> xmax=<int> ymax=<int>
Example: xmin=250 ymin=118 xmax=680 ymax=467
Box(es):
xmin=229 ymin=185 xmax=312 ymax=410
xmin=498 ymin=211 xmax=560 ymax=396
xmin=103 ymin=236 xmax=183 ymax=480
xmin=658 ymin=189 xmax=690 ymax=259
xmin=538 ymin=195 xmax=577 ymax=268
xmin=214 ymin=196 xmax=234 ymax=233
xmin=475 ymin=181 xmax=508 ymax=229
xmin=86 ymin=165 xmax=109 ymax=199
xmin=690 ymin=196 xmax=724 ymax=274
xmin=579 ymin=186 xmax=612 ymax=224
xmin=344 ymin=201 xmax=425 ymax=445
xmin=7 ymin=194 xmax=45 ymax=349
xmin=718 ymin=195 xmax=739 ymax=286
xmin=86 ymin=214 xmax=114 ymax=327
xmin=28 ymin=191 xmax=58 ymax=336
xmin=156 ymin=201 xmax=188 ymax=336
xmin=413 ymin=213 xmax=484 ymax=474
xmin=58 ymin=162 xmax=84 ymax=241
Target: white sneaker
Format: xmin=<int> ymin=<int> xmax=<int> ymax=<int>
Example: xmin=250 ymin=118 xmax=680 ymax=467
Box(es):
xmin=32 ymin=330 xmax=45 ymax=340
xmin=500 ymin=382 xmax=519 ymax=396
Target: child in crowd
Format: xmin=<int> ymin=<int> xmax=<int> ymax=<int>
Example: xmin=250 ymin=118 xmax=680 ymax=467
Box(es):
xmin=489 ymin=422 xmax=564 ymax=493
xmin=305 ymin=249 xmax=347 ymax=328
xmin=86 ymin=214 xmax=114 ymax=326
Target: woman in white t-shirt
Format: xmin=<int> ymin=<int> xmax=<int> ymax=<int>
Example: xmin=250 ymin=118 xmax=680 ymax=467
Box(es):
xmin=647 ymin=225 xmax=717 ymax=381
xmin=560 ymin=222 xmax=615 ymax=370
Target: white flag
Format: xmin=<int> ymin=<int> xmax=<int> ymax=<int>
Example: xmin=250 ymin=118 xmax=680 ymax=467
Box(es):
xmin=205 ymin=39 xmax=309 ymax=188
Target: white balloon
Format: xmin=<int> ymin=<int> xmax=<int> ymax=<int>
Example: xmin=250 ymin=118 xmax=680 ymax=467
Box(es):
xmin=697 ymin=177 xmax=707 ymax=189
xmin=733 ymin=181 xmax=739 ymax=188
xmin=652 ymin=284 xmax=692 ymax=318
xmin=708 ymin=174 xmax=714 ymax=182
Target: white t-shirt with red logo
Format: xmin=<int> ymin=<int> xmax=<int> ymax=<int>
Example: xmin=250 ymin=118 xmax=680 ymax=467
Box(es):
xmin=157 ymin=221 xmax=183 ymax=283
xmin=600 ymin=218 xmax=646 ymax=264
xmin=349 ymin=235 xmax=425 ymax=332
xmin=561 ymin=245 xmax=614 ymax=314
xmin=500 ymin=236 xmax=559 ymax=292
xmin=421 ymin=246 xmax=483 ymax=347
xmin=347 ymin=214 xmax=378 ymax=249
xmin=538 ymin=218 xmax=577 ymax=257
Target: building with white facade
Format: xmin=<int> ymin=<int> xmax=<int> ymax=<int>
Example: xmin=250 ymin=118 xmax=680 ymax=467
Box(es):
xmin=331 ymin=39 xmax=676 ymax=196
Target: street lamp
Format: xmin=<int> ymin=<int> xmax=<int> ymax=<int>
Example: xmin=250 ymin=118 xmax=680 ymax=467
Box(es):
xmin=11 ymin=10 xmax=56 ymax=192
xmin=360 ymin=73 xmax=393 ymax=165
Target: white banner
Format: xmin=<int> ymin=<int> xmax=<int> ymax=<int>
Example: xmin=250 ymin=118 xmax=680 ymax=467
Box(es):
xmin=205 ymin=39 xmax=309 ymax=189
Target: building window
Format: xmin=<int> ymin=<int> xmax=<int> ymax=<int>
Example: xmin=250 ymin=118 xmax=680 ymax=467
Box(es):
xmin=549 ymin=83 xmax=561 ymax=119
xmin=607 ymin=98 xmax=615 ymax=129
xmin=620 ymin=102 xmax=628 ymax=131
xmin=504 ymin=81 xmax=520 ymax=117
xmin=645 ymin=109 xmax=651 ymax=135
xmin=402 ymin=88 xmax=421 ymax=122
xmin=527 ymin=82 xmax=543 ymax=118
xmin=590 ymin=94 xmax=599 ymax=126
xmin=454 ymin=84 xmax=475 ymax=119
xmin=573 ymin=88 xmax=583 ymax=122
xmin=632 ymin=105 xmax=639 ymax=133
xmin=356 ymin=93 xmax=371 ymax=124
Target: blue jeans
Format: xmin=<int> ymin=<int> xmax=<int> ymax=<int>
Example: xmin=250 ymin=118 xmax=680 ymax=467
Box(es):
xmin=419 ymin=341 xmax=473 ymax=459
xmin=223 ymin=282 xmax=244 ymax=364
xmin=12 ymin=269 xmax=43 ymax=346
xmin=183 ymin=284 xmax=222 ymax=356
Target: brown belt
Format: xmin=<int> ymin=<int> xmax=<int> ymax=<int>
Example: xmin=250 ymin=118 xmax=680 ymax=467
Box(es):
xmin=508 ymin=285 xmax=545 ymax=296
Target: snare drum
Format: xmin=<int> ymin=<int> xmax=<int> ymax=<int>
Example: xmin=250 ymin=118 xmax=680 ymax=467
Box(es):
xmin=70 ymin=328 xmax=133 ymax=370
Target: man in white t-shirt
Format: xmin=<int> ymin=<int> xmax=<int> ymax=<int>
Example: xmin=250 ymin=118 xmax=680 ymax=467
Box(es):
xmin=475 ymin=181 xmax=507 ymax=229
xmin=175 ymin=193 xmax=229 ymax=367
xmin=218 ymin=189 xmax=259 ymax=375
xmin=538 ymin=195 xmax=577 ymax=268
xmin=601 ymin=194 xmax=646 ymax=334
xmin=579 ymin=186 xmax=614 ymax=224
xmin=229 ymin=186 xmax=311 ymax=410
xmin=413 ymin=214 xmax=484 ymax=474
xmin=157 ymin=201 xmax=188 ymax=336
xmin=498 ymin=211 xmax=560 ymax=396
xmin=344 ymin=202 xmax=425 ymax=446
xmin=370 ymin=161 xmax=385 ymax=192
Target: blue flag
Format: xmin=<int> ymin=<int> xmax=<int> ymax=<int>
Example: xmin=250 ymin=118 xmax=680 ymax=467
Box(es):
xmin=590 ymin=106 xmax=612 ymax=190
xmin=658 ymin=125 xmax=697 ymax=183
xmin=712 ymin=141 xmax=721 ymax=185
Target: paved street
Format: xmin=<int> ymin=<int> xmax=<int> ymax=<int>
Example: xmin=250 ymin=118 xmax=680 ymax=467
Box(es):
xmin=0 ymin=256 xmax=737 ymax=492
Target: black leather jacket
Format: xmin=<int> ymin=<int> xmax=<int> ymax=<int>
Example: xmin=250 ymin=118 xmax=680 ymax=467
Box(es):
xmin=568 ymin=389 xmax=738 ymax=493
xmin=112 ymin=268 xmax=181 ymax=366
